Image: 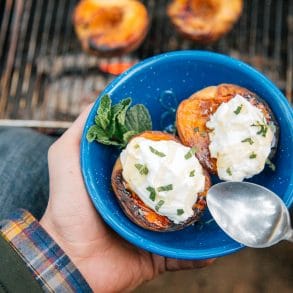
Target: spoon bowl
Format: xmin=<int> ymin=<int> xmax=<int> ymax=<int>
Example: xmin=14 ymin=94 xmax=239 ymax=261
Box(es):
xmin=207 ymin=182 xmax=293 ymax=248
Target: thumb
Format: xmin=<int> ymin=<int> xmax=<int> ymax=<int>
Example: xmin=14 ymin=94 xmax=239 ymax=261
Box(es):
xmin=61 ymin=103 xmax=94 ymax=146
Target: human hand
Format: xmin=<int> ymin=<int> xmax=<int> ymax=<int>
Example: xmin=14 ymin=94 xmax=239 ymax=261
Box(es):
xmin=40 ymin=105 xmax=214 ymax=292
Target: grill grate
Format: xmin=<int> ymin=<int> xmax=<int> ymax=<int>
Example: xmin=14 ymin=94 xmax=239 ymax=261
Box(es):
xmin=0 ymin=0 xmax=292 ymax=128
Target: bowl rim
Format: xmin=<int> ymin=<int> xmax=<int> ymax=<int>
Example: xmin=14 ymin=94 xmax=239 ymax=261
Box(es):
xmin=81 ymin=50 xmax=293 ymax=260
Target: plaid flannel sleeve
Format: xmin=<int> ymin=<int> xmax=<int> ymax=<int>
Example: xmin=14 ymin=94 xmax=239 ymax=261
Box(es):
xmin=0 ymin=209 xmax=92 ymax=292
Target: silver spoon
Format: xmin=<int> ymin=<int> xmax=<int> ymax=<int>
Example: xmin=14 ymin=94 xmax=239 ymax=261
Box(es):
xmin=207 ymin=182 xmax=293 ymax=248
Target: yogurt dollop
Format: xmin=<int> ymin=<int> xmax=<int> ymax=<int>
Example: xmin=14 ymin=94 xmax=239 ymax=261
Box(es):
xmin=206 ymin=94 xmax=275 ymax=181
xmin=120 ymin=137 xmax=205 ymax=224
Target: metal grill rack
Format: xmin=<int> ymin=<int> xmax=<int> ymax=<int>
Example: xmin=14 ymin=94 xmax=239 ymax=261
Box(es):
xmin=0 ymin=0 xmax=292 ymax=128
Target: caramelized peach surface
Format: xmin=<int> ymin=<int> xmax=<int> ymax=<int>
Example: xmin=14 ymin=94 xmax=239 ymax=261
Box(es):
xmin=176 ymin=84 xmax=277 ymax=173
xmin=73 ymin=0 xmax=149 ymax=56
xmin=167 ymin=0 xmax=243 ymax=43
xmin=111 ymin=131 xmax=211 ymax=232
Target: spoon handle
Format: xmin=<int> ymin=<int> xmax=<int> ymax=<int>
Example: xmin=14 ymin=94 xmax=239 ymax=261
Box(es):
xmin=285 ymin=229 xmax=293 ymax=243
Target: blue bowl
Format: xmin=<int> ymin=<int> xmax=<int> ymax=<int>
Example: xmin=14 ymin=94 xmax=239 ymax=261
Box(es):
xmin=81 ymin=51 xmax=293 ymax=260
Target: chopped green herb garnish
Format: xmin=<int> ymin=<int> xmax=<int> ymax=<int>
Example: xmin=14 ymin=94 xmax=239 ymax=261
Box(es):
xmin=249 ymin=152 xmax=257 ymax=159
xmin=135 ymin=164 xmax=149 ymax=175
xmin=241 ymin=137 xmax=254 ymax=145
xmin=134 ymin=144 xmax=139 ymax=149
xmin=194 ymin=127 xmax=199 ymax=133
xmin=266 ymin=158 xmax=276 ymax=171
xmin=234 ymin=104 xmax=243 ymax=115
xmin=177 ymin=209 xmax=184 ymax=216
xmin=149 ymin=146 xmax=166 ymax=157
xmin=226 ymin=167 xmax=232 ymax=176
xmin=155 ymin=200 xmax=165 ymax=211
xmin=146 ymin=186 xmax=156 ymax=201
xmin=189 ymin=170 xmax=195 ymax=177
xmin=251 ymin=120 xmax=268 ymax=137
xmin=184 ymin=146 xmax=197 ymax=160
xmin=157 ymin=184 xmax=173 ymax=192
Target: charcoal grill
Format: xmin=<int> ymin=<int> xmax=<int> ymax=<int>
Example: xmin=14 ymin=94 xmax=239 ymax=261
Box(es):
xmin=0 ymin=0 xmax=292 ymax=128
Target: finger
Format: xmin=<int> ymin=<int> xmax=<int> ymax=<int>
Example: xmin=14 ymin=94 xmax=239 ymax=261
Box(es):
xmin=165 ymin=258 xmax=216 ymax=271
xmin=61 ymin=102 xmax=94 ymax=144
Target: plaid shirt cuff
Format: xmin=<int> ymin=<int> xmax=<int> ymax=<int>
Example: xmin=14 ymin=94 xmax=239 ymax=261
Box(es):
xmin=0 ymin=209 xmax=92 ymax=292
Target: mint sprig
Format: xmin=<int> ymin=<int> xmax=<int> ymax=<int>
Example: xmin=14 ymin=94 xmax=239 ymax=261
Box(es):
xmin=87 ymin=95 xmax=152 ymax=147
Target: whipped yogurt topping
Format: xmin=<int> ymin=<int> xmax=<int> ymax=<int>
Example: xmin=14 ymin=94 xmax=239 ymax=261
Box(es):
xmin=120 ymin=137 xmax=205 ymax=224
xmin=206 ymin=94 xmax=275 ymax=181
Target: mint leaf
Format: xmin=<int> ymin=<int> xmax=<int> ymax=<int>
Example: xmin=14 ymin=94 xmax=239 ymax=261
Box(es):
xmin=96 ymin=95 xmax=112 ymax=130
xmin=249 ymin=152 xmax=257 ymax=159
xmin=189 ymin=170 xmax=195 ymax=177
xmin=146 ymin=186 xmax=156 ymax=201
xmin=233 ymin=104 xmax=243 ymax=115
xmin=86 ymin=125 xmax=100 ymax=142
xmin=241 ymin=137 xmax=254 ymax=145
xmin=149 ymin=146 xmax=166 ymax=157
xmin=117 ymin=98 xmax=132 ymax=127
xmin=226 ymin=168 xmax=232 ymax=176
xmin=125 ymin=104 xmax=152 ymax=133
xmin=109 ymin=98 xmax=131 ymax=138
xmin=96 ymin=137 xmax=120 ymax=146
xmin=135 ymin=164 xmax=149 ymax=175
xmin=155 ymin=200 xmax=165 ymax=211
xmin=116 ymin=99 xmax=132 ymax=138
xmin=108 ymin=104 xmax=122 ymax=137
xmin=184 ymin=146 xmax=197 ymax=160
xmin=86 ymin=125 xmax=120 ymax=146
xmin=157 ymin=184 xmax=173 ymax=192
xmin=122 ymin=131 xmax=137 ymax=146
xmin=251 ymin=120 xmax=268 ymax=137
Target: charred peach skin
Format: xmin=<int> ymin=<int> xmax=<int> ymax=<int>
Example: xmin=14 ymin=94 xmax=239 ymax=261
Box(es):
xmin=73 ymin=0 xmax=149 ymax=57
xmin=176 ymin=84 xmax=278 ymax=174
xmin=111 ymin=131 xmax=211 ymax=232
xmin=167 ymin=0 xmax=243 ymax=43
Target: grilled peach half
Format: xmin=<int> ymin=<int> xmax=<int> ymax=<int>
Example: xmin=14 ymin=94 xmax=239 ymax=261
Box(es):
xmin=111 ymin=131 xmax=211 ymax=232
xmin=73 ymin=0 xmax=149 ymax=56
xmin=167 ymin=0 xmax=243 ymax=43
xmin=176 ymin=84 xmax=278 ymax=174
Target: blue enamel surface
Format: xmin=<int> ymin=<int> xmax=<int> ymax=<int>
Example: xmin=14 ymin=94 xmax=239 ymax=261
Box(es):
xmin=81 ymin=51 xmax=293 ymax=260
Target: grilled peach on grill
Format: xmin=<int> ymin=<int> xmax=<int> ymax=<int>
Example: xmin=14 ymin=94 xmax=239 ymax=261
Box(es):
xmin=167 ymin=0 xmax=243 ymax=43
xmin=176 ymin=84 xmax=278 ymax=174
xmin=73 ymin=0 xmax=149 ymax=56
xmin=111 ymin=131 xmax=211 ymax=232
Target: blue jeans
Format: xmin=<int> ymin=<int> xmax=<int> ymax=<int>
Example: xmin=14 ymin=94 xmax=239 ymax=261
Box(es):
xmin=0 ymin=128 xmax=55 ymax=220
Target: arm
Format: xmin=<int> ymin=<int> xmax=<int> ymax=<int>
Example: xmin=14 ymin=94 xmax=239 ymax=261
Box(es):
xmin=0 ymin=104 xmax=213 ymax=293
